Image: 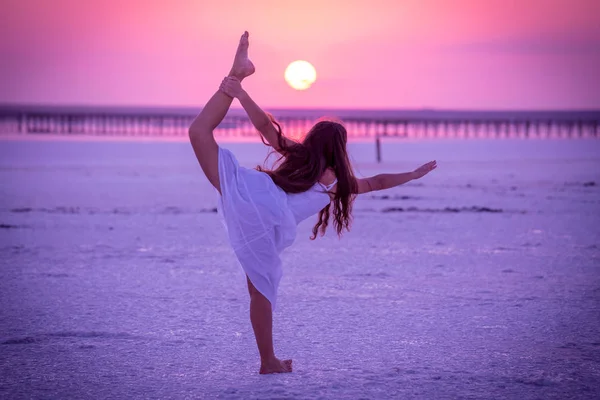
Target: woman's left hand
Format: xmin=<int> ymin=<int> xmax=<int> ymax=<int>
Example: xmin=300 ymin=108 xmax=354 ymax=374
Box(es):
xmin=220 ymin=76 xmax=245 ymax=98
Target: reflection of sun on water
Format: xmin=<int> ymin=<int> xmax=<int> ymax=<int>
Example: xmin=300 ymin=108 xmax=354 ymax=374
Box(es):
xmin=285 ymin=60 xmax=317 ymax=90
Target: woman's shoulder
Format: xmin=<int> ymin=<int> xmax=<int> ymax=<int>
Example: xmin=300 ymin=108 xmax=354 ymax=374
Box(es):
xmin=319 ymin=168 xmax=337 ymax=186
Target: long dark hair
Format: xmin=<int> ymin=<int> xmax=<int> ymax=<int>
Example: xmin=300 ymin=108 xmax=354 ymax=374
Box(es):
xmin=256 ymin=116 xmax=357 ymax=240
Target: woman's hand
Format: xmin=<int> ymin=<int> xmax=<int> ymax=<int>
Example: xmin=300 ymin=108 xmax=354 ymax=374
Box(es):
xmin=220 ymin=76 xmax=245 ymax=98
xmin=412 ymin=160 xmax=437 ymax=179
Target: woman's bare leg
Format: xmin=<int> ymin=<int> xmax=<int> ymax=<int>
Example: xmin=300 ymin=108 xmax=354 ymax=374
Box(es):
xmin=188 ymin=31 xmax=255 ymax=193
xmin=246 ymin=277 xmax=292 ymax=374
xmin=190 ymin=31 xmax=290 ymax=374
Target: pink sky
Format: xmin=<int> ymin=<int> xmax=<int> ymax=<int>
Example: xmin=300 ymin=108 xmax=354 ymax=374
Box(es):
xmin=1 ymin=0 xmax=599 ymax=110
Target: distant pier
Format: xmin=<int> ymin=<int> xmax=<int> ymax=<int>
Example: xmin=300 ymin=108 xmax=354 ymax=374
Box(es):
xmin=1 ymin=105 xmax=598 ymax=161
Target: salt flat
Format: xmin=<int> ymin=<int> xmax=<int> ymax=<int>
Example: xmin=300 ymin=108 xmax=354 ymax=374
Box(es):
xmin=1 ymin=138 xmax=599 ymax=399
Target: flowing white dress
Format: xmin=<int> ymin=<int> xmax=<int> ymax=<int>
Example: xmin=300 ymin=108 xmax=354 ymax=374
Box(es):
xmin=215 ymin=146 xmax=335 ymax=310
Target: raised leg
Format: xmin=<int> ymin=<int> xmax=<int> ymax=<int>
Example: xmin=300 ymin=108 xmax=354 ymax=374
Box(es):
xmin=188 ymin=92 xmax=231 ymax=193
xmin=246 ymin=277 xmax=292 ymax=374
xmin=188 ymin=31 xmax=255 ymax=193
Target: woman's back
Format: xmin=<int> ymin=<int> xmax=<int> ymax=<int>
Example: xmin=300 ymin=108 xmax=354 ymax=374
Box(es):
xmin=286 ymin=178 xmax=337 ymax=224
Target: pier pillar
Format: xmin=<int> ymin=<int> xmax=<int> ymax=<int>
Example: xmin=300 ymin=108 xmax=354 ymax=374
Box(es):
xmin=19 ymin=113 xmax=26 ymax=134
xmin=375 ymin=135 xmax=381 ymax=163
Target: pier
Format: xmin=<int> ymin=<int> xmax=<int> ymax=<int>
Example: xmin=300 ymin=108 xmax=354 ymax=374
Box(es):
xmin=1 ymin=105 xmax=598 ymax=162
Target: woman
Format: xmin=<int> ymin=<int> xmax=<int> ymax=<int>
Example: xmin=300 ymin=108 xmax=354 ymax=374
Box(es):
xmin=188 ymin=32 xmax=437 ymax=374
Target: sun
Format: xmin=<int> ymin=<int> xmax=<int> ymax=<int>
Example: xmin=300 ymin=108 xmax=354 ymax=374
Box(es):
xmin=284 ymin=60 xmax=317 ymax=90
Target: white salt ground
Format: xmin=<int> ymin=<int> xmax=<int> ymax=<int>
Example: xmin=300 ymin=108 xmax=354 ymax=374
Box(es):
xmin=0 ymin=138 xmax=599 ymax=399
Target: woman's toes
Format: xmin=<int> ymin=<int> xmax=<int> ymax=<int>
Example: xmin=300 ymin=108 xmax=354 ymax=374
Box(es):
xmin=283 ymin=359 xmax=293 ymax=372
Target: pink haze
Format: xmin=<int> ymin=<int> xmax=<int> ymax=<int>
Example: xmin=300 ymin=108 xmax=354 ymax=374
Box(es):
xmin=1 ymin=0 xmax=599 ymax=110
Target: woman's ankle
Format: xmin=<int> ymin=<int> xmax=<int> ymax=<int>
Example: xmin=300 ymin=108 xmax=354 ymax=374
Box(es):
xmin=260 ymin=356 xmax=279 ymax=365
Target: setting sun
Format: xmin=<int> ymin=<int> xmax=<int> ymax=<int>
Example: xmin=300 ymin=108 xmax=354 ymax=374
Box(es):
xmin=284 ymin=60 xmax=317 ymax=90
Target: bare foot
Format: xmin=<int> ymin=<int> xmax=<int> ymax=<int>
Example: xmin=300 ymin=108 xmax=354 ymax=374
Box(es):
xmin=283 ymin=359 xmax=293 ymax=372
xmin=229 ymin=31 xmax=255 ymax=81
xmin=259 ymin=358 xmax=293 ymax=374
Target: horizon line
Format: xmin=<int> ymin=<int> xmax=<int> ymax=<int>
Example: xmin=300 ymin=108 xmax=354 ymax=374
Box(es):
xmin=1 ymin=103 xmax=600 ymax=114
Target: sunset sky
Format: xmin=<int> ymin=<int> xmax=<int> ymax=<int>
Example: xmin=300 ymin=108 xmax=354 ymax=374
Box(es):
xmin=1 ymin=0 xmax=599 ymax=110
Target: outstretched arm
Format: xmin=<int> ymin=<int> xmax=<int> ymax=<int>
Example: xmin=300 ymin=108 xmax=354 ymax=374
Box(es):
xmin=355 ymin=161 xmax=437 ymax=194
xmin=220 ymin=77 xmax=296 ymax=153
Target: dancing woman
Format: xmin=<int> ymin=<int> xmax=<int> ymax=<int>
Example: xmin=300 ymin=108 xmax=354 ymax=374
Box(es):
xmin=188 ymin=32 xmax=437 ymax=374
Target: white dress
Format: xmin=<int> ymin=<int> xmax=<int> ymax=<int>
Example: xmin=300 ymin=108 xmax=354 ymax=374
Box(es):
xmin=215 ymin=146 xmax=336 ymax=310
